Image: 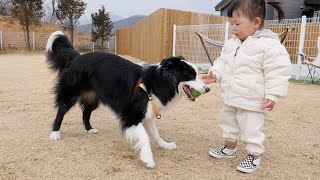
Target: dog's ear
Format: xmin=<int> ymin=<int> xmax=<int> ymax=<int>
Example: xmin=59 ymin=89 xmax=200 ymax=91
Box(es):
xmin=160 ymin=56 xmax=184 ymax=69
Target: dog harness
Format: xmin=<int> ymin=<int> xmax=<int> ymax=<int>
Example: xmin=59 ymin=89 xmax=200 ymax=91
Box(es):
xmin=133 ymin=78 xmax=161 ymax=119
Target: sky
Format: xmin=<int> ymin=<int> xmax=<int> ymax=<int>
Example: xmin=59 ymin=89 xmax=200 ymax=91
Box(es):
xmin=80 ymin=0 xmax=221 ymax=23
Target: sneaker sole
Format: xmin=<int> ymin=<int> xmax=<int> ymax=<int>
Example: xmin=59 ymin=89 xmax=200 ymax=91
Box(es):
xmin=236 ymin=166 xmax=260 ymax=173
xmin=208 ymin=150 xmax=236 ymax=158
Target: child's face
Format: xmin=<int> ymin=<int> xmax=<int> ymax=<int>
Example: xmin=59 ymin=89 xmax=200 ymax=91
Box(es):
xmin=230 ymin=11 xmax=261 ymax=41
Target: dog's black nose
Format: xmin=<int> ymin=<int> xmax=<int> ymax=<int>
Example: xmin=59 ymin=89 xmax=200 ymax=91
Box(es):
xmin=204 ymin=86 xmax=210 ymax=93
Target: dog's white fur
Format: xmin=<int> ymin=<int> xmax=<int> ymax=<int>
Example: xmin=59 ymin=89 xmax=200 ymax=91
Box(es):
xmin=46 ymin=31 xmax=64 ymax=52
xmin=125 ymin=123 xmax=155 ymax=168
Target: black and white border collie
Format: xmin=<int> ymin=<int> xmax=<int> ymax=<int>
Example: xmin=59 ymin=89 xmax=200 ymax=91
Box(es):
xmin=45 ymin=31 xmax=210 ymax=168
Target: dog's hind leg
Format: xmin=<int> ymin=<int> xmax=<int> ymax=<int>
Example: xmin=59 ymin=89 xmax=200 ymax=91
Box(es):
xmin=80 ymin=92 xmax=100 ymax=134
xmin=142 ymin=119 xmax=177 ymax=150
xmin=124 ymin=123 xmax=155 ymax=168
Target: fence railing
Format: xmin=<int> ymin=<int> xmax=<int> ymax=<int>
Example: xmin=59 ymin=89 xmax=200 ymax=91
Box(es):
xmin=173 ymin=16 xmax=320 ymax=79
xmin=0 ymin=31 xmax=108 ymax=53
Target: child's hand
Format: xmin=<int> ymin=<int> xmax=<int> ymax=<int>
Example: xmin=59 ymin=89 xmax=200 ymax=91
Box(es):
xmin=201 ymin=71 xmax=216 ymax=84
xmin=261 ymin=98 xmax=275 ymax=111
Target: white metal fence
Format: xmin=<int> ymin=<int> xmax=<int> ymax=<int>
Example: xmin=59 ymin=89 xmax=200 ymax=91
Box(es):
xmin=173 ymin=23 xmax=228 ymax=64
xmin=173 ymin=16 xmax=320 ymax=79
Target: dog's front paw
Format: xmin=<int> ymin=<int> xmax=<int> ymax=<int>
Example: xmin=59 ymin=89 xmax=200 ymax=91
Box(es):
xmin=140 ymin=147 xmax=155 ymax=168
xmin=141 ymin=155 xmax=155 ymax=168
xmin=145 ymin=161 xmax=156 ymax=168
xmin=87 ymin=128 xmax=99 ymax=134
xmin=160 ymin=142 xmax=177 ymax=150
xmin=50 ymin=131 xmax=61 ymax=141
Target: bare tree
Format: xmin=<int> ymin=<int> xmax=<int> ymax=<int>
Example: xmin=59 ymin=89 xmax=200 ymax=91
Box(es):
xmin=43 ymin=0 xmax=58 ymax=23
xmin=0 ymin=0 xmax=11 ymax=16
xmin=51 ymin=0 xmax=57 ymax=21
xmin=11 ymin=0 xmax=44 ymax=51
xmin=56 ymin=0 xmax=86 ymax=45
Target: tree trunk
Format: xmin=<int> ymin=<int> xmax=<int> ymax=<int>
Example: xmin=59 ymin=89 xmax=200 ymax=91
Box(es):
xmin=70 ymin=28 xmax=74 ymax=46
xmin=24 ymin=21 xmax=31 ymax=51
xmin=51 ymin=0 xmax=55 ymax=22
xmin=101 ymin=39 xmax=104 ymax=48
xmin=26 ymin=29 xmax=30 ymax=51
xmin=25 ymin=14 xmax=30 ymax=51
xmin=51 ymin=0 xmax=55 ymax=17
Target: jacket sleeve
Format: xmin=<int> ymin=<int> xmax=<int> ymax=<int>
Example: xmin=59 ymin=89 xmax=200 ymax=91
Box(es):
xmin=208 ymin=43 xmax=228 ymax=83
xmin=263 ymin=42 xmax=292 ymax=102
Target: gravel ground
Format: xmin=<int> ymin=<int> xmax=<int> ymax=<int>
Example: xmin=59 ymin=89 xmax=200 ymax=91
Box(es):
xmin=0 ymin=54 xmax=319 ymax=179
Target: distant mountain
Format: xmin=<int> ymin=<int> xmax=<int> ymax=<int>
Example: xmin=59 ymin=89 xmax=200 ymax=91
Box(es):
xmin=112 ymin=15 xmax=145 ymax=30
xmin=76 ymin=15 xmax=146 ymax=35
xmin=110 ymin=14 xmax=123 ymax=22
xmin=78 ymin=13 xmax=123 ymax=26
xmin=76 ymin=24 xmax=92 ymax=34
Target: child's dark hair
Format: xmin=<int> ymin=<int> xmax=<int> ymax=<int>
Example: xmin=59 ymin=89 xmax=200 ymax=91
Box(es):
xmin=227 ymin=0 xmax=284 ymax=27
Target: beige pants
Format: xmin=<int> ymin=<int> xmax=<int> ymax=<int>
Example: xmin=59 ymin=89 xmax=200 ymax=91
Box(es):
xmin=219 ymin=104 xmax=265 ymax=156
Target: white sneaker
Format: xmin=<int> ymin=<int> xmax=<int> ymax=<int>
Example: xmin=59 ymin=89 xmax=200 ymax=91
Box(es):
xmin=237 ymin=155 xmax=260 ymax=173
xmin=208 ymin=146 xmax=237 ymax=158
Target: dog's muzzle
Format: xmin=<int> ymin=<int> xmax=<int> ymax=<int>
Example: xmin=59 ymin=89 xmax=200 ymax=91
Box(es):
xmin=204 ymin=86 xmax=210 ymax=93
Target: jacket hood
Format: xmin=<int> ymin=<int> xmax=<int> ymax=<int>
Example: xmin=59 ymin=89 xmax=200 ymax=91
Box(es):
xmin=252 ymin=29 xmax=279 ymax=41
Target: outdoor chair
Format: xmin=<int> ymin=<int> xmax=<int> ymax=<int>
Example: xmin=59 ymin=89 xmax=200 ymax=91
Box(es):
xmin=195 ymin=32 xmax=223 ymax=66
xmin=278 ymin=27 xmax=295 ymax=45
xmin=298 ymin=37 xmax=320 ymax=84
xmin=196 ymin=27 xmax=295 ymax=66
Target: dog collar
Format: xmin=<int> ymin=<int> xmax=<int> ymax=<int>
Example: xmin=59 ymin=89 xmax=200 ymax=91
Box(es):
xmin=134 ymin=79 xmax=161 ymax=119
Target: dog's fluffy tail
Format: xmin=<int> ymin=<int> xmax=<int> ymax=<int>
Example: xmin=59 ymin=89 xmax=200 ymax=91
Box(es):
xmin=45 ymin=31 xmax=80 ymax=72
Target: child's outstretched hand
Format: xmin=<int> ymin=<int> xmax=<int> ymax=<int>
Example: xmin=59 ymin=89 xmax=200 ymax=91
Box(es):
xmin=261 ymin=98 xmax=275 ymax=111
xmin=201 ymin=71 xmax=216 ymax=84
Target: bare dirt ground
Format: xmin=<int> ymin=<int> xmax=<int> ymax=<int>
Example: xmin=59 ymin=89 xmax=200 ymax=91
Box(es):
xmin=0 ymin=54 xmax=319 ymax=180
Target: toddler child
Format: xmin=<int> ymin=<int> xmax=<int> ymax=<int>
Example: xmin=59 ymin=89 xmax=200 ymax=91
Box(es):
xmin=202 ymin=0 xmax=291 ymax=173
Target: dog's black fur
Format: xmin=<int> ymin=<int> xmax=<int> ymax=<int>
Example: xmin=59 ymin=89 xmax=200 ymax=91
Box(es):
xmin=46 ymin=31 xmax=209 ymax=168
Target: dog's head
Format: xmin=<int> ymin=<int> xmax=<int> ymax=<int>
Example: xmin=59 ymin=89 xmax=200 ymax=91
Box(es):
xmin=159 ymin=56 xmax=210 ymax=101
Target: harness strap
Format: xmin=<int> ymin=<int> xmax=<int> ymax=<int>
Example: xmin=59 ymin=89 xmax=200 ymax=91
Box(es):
xmin=132 ymin=78 xmax=161 ymax=119
xmin=133 ymin=78 xmax=142 ymax=95
xmin=138 ymin=83 xmax=161 ymax=119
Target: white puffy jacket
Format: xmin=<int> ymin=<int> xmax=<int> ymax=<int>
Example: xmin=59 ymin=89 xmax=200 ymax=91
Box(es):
xmin=210 ymin=29 xmax=292 ymax=112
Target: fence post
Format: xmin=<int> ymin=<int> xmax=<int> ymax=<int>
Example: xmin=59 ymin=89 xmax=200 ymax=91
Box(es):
xmin=0 ymin=31 xmax=2 ymax=50
xmin=296 ymin=15 xmax=307 ymax=80
xmin=33 ymin=32 xmax=35 ymax=51
xmin=224 ymin=21 xmax=230 ymax=44
xmin=114 ymin=35 xmax=117 ymax=55
xmin=172 ymin=24 xmax=176 ymax=56
xmin=92 ymin=43 xmax=95 ymax=52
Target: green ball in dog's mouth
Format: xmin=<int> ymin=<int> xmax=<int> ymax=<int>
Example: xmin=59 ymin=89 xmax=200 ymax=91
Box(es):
xmin=190 ymin=88 xmax=201 ymax=98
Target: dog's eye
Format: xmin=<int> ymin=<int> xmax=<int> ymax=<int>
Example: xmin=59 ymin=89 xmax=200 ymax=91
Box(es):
xmin=187 ymin=74 xmax=195 ymax=79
